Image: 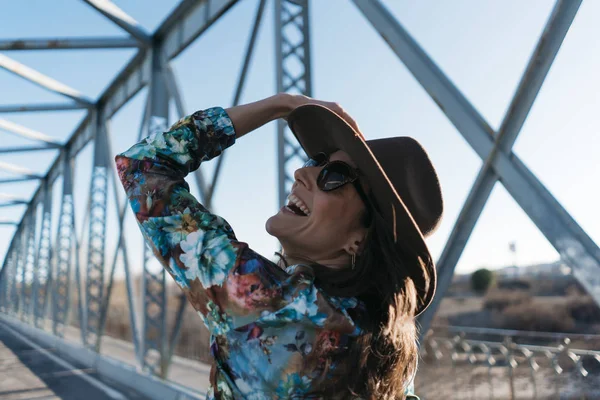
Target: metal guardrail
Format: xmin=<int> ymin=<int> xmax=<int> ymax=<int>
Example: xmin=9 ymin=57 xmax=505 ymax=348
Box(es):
xmin=418 ymin=326 xmax=600 ymax=399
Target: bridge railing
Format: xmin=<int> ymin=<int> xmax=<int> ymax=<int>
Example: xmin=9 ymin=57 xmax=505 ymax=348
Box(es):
xmin=416 ymin=325 xmax=600 ymax=399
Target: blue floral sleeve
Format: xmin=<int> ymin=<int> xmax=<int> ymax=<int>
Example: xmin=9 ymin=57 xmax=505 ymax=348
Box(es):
xmin=115 ymin=108 xmax=293 ymax=334
xmin=116 ymin=108 xmax=371 ymax=398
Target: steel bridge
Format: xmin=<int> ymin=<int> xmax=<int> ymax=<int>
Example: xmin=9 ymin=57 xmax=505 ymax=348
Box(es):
xmin=0 ymin=0 xmax=598 ymax=398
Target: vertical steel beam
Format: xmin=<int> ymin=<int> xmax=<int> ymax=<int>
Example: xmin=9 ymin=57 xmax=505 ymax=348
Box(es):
xmin=275 ymin=0 xmax=313 ymax=208
xmin=141 ymin=46 xmax=169 ymax=377
xmin=33 ymin=180 xmax=53 ymax=328
xmin=21 ymin=209 xmax=38 ymax=322
xmin=1 ymin=246 xmax=18 ymax=315
xmin=97 ymin=120 xmax=142 ymax=361
xmin=52 ymin=154 xmax=75 ymax=337
xmin=14 ymin=228 xmax=29 ymax=316
xmin=83 ymin=110 xmax=110 ymax=351
xmin=7 ymin=252 xmax=18 ymax=314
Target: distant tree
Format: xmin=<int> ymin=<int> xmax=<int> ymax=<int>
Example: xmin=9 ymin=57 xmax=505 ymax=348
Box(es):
xmin=471 ymin=268 xmax=495 ymax=294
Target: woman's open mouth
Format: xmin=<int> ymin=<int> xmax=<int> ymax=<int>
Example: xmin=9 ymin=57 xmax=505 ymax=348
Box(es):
xmin=285 ymin=194 xmax=310 ymax=217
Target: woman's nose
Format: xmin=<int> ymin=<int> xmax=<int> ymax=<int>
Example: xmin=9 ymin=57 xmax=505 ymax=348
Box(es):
xmin=293 ymin=167 xmax=315 ymax=190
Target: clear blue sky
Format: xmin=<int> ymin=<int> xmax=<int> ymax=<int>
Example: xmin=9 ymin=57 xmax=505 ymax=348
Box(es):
xmin=1 ymin=0 xmax=599 ymax=276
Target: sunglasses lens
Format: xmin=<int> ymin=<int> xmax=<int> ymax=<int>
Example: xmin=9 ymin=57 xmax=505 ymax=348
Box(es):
xmin=318 ymin=162 xmax=353 ymax=191
xmin=302 ymin=153 xmax=328 ymax=168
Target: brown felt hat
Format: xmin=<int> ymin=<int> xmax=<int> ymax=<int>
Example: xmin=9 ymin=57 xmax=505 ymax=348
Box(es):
xmin=287 ymin=104 xmax=443 ymax=316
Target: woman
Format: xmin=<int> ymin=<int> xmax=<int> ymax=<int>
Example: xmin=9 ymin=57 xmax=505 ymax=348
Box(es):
xmin=116 ymin=93 xmax=443 ymax=399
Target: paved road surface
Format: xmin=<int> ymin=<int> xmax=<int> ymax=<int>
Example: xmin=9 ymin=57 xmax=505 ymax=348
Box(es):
xmin=0 ymin=323 xmax=146 ymax=400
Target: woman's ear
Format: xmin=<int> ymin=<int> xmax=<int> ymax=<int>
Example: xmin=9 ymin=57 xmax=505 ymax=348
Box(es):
xmin=343 ymin=229 xmax=367 ymax=256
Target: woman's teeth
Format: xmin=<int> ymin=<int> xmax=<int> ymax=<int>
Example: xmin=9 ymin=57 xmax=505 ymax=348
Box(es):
xmin=287 ymin=194 xmax=311 ymax=216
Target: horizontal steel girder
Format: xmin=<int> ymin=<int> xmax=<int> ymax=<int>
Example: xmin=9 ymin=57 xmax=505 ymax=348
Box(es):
xmin=0 ymin=37 xmax=140 ymax=51
xmin=0 ymin=145 xmax=61 ymax=154
xmin=0 ymin=103 xmax=89 ymax=113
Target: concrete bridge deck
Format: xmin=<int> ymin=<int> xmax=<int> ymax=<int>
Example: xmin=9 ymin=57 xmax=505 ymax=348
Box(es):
xmin=0 ymin=322 xmax=146 ymax=400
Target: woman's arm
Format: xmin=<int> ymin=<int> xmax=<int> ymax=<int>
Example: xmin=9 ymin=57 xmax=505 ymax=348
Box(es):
xmin=114 ymin=98 xmax=319 ymax=336
xmin=226 ymin=93 xmax=295 ymax=139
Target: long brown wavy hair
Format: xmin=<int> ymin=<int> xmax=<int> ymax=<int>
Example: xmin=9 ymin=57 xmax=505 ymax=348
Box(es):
xmin=277 ymin=206 xmax=429 ymax=399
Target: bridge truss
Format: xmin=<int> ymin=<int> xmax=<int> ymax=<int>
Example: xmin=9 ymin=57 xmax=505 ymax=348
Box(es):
xmin=0 ymin=0 xmax=597 ymax=379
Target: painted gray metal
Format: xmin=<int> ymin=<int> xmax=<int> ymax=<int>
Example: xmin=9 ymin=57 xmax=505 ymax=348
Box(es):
xmin=21 ymin=210 xmax=37 ymax=322
xmin=0 ymin=37 xmax=140 ymax=51
xmin=0 ymin=0 xmax=597 ymax=392
xmin=0 ymin=103 xmax=89 ymax=113
xmin=275 ymin=0 xmax=312 ymax=209
xmin=0 ymin=145 xmax=62 ymax=154
xmin=83 ymin=109 xmax=110 ymax=351
xmin=98 ymin=122 xmax=142 ymax=364
xmin=33 ymin=181 xmax=53 ymax=328
xmin=81 ymin=0 xmax=152 ymax=46
xmin=208 ymin=0 xmax=268 ymax=210
xmin=0 ymin=54 xmax=94 ymax=106
xmin=351 ymin=0 xmax=598 ymax=330
xmin=141 ymin=47 xmax=170 ymax=377
xmin=0 ymin=161 xmax=42 ymax=178
xmin=52 ymin=155 xmax=75 ymax=337
xmin=416 ymin=0 xmax=585 ymax=334
xmin=0 ymin=117 xmax=62 ymax=144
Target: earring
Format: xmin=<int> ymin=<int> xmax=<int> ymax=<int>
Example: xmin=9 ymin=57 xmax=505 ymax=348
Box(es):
xmin=351 ymin=253 xmax=356 ymax=270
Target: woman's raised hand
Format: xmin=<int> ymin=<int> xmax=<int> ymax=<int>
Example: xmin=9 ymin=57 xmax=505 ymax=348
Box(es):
xmin=226 ymin=93 xmax=360 ymax=140
xmin=287 ymin=94 xmax=361 ymax=133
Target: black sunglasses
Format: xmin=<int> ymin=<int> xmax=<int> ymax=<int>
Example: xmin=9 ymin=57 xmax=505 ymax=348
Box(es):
xmin=302 ymin=152 xmax=373 ymax=219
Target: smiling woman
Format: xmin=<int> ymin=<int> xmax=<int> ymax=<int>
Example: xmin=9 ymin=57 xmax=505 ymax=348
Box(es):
xmin=116 ymin=93 xmax=443 ymax=399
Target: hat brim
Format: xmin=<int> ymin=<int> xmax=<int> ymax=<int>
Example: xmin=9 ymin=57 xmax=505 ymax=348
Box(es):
xmin=287 ymin=104 xmax=436 ymax=316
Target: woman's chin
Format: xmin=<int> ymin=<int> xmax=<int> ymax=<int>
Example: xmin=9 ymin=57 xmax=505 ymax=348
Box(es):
xmin=265 ymin=213 xmax=282 ymax=237
xmin=265 ymin=210 xmax=297 ymax=239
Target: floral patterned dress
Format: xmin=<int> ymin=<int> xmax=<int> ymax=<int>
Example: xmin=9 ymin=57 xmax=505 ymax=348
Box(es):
xmin=115 ymin=107 xmax=418 ymax=399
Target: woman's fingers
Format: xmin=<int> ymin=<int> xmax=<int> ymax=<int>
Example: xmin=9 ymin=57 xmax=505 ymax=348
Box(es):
xmin=288 ymin=95 xmax=362 ymax=136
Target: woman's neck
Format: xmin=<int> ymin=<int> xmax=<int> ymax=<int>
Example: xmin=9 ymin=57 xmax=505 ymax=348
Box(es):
xmin=279 ymin=249 xmax=350 ymax=270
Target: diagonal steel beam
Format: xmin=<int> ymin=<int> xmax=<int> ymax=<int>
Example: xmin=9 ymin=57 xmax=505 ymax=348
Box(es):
xmin=0 ymin=161 xmax=42 ymax=178
xmin=0 ymin=193 xmax=30 ymax=202
xmin=0 ymin=201 xmax=28 ymax=208
xmin=0 ymin=177 xmax=42 ymax=184
xmin=164 ymin=64 xmax=212 ymax=206
xmin=0 ymin=193 xmax=29 ymax=207
xmin=19 ymin=0 xmax=239 ymax=211
xmin=2 ymin=1 xmax=242 ymax=318
xmin=418 ymin=0 xmax=583 ymax=333
xmin=352 ymin=0 xmax=600 ymax=315
xmin=0 ymin=118 xmax=62 ymax=145
xmin=0 ymin=37 xmax=140 ymax=51
xmin=0 ymin=54 xmax=94 ymax=106
xmin=0 ymin=145 xmax=61 ymax=154
xmin=208 ymin=0 xmax=268 ymax=209
xmin=0 ymin=103 xmax=89 ymax=113
xmin=82 ymin=0 xmax=152 ymax=45
xmin=158 ymin=0 xmax=239 ymax=60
